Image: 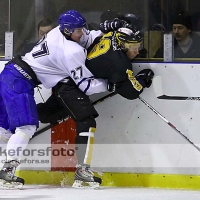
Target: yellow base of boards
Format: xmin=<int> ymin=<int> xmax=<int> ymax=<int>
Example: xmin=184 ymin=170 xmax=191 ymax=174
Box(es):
xmin=16 ymin=170 xmax=200 ymax=190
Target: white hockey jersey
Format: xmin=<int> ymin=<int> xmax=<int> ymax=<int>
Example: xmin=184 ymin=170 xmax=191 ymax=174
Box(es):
xmin=23 ymin=26 xmax=107 ymax=95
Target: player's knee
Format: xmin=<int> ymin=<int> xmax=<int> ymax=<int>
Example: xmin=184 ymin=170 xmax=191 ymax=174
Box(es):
xmin=15 ymin=125 xmax=37 ymax=141
xmin=76 ymin=117 xmax=96 ymax=135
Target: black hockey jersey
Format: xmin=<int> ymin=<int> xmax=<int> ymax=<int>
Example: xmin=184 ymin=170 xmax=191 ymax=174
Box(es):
xmin=86 ymin=31 xmax=143 ymax=100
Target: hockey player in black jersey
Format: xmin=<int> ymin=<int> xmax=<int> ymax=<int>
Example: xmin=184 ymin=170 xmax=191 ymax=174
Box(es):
xmin=37 ymin=25 xmax=154 ymax=189
xmin=86 ymin=27 xmax=153 ymax=99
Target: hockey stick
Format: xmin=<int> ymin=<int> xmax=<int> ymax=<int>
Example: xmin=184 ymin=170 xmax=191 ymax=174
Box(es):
xmin=153 ymin=76 xmax=200 ymax=100
xmin=138 ymin=96 xmax=200 ymax=152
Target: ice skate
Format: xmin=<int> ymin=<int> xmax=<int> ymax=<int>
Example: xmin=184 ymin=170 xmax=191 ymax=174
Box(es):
xmin=0 ymin=160 xmax=24 ymax=189
xmin=72 ymin=164 xmax=102 ymax=189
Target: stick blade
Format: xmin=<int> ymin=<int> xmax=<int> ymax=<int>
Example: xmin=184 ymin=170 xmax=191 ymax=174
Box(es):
xmin=153 ymin=76 xmax=164 ymax=98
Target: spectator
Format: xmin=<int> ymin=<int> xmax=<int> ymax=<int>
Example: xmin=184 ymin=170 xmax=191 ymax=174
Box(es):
xmin=154 ymin=11 xmax=200 ymax=58
xmin=21 ymin=18 xmax=54 ymax=55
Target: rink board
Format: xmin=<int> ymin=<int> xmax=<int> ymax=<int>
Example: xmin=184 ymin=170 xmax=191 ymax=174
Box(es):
xmin=1 ymin=61 xmax=200 ymax=189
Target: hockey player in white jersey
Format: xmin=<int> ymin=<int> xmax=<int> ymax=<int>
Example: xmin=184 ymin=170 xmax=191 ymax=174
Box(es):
xmin=0 ymin=10 xmax=126 ymax=188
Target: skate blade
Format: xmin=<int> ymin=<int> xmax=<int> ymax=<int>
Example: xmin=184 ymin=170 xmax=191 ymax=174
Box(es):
xmin=0 ymin=180 xmax=23 ymax=189
xmin=72 ymin=180 xmax=100 ymax=189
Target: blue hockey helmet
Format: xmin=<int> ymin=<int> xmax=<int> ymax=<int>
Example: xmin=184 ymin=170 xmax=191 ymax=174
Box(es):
xmin=58 ymin=10 xmax=86 ymax=33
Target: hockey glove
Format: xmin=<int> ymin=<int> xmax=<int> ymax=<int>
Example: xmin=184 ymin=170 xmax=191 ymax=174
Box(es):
xmin=100 ymin=19 xmax=132 ymax=33
xmin=135 ymin=69 xmax=154 ymax=88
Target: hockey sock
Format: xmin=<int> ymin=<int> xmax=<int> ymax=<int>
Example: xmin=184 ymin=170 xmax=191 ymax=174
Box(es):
xmin=6 ymin=125 xmax=36 ymax=161
xmin=75 ymin=127 xmax=95 ymax=165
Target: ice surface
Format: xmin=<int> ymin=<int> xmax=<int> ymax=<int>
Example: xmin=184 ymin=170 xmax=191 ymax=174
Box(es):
xmin=0 ymin=185 xmax=200 ymax=200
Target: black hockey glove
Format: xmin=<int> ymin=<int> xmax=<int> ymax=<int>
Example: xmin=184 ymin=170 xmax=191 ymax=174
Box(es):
xmin=135 ymin=69 xmax=154 ymax=88
xmin=100 ymin=19 xmax=132 ymax=33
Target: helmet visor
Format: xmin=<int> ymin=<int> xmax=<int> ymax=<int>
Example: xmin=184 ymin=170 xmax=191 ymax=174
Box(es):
xmin=70 ymin=24 xmax=89 ymax=34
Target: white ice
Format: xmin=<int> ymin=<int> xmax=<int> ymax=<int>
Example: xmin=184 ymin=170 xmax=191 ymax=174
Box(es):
xmin=0 ymin=185 xmax=200 ymax=200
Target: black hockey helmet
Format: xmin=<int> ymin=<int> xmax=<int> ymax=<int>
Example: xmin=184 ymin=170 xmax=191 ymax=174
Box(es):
xmin=123 ymin=13 xmax=143 ymax=30
xmin=115 ymin=27 xmax=143 ymax=50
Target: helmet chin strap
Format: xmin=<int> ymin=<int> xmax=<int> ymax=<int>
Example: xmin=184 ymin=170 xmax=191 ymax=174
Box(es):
xmin=123 ymin=48 xmax=128 ymax=53
xmin=62 ymin=29 xmax=77 ymax=42
xmin=62 ymin=28 xmax=72 ymax=38
xmin=64 ymin=28 xmax=72 ymax=35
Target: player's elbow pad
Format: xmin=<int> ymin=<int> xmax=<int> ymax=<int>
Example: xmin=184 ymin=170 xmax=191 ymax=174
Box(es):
xmin=84 ymin=79 xmax=108 ymax=95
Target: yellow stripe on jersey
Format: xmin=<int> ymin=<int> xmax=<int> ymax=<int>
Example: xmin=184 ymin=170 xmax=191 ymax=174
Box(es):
xmin=126 ymin=69 xmax=143 ymax=91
